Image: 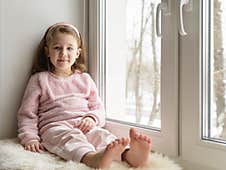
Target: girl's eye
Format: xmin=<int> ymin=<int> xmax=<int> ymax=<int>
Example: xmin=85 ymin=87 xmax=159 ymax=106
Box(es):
xmin=67 ymin=47 xmax=74 ymax=50
xmin=53 ymin=46 xmax=60 ymax=50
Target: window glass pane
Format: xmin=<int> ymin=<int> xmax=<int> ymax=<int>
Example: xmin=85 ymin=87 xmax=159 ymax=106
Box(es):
xmin=203 ymin=0 xmax=226 ymax=142
xmin=106 ymin=0 xmax=161 ymax=129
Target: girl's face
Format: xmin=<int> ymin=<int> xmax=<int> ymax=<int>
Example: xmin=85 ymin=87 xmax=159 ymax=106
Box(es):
xmin=45 ymin=32 xmax=80 ymax=76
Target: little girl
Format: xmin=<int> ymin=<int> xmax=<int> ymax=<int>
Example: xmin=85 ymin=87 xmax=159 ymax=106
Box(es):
xmin=17 ymin=22 xmax=152 ymax=169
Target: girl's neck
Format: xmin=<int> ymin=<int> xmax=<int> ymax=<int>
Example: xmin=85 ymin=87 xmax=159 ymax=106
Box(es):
xmin=52 ymin=69 xmax=74 ymax=77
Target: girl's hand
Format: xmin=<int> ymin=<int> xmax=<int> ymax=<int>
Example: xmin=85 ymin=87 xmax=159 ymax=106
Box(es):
xmin=78 ymin=117 xmax=96 ymax=134
xmin=24 ymin=141 xmax=45 ymax=153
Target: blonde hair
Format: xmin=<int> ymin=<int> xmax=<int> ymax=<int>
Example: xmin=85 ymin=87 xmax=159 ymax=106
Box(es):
xmin=31 ymin=24 xmax=87 ymax=74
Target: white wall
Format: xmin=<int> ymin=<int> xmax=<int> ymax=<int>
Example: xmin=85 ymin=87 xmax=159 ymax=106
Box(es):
xmin=0 ymin=0 xmax=88 ymax=139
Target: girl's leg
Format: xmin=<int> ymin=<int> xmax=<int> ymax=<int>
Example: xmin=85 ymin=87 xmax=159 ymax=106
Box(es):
xmin=122 ymin=128 xmax=152 ymax=167
xmin=41 ymin=122 xmax=96 ymax=162
xmin=86 ymin=127 xmax=118 ymax=151
xmin=81 ymin=137 xmax=129 ymax=169
xmin=42 ymin=123 xmax=129 ymax=169
xmin=85 ymin=127 xmax=151 ymax=168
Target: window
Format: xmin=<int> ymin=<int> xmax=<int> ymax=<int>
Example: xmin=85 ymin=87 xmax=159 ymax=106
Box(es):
xmin=180 ymin=0 xmax=226 ymax=169
xmin=89 ymin=0 xmax=226 ymax=169
xmin=202 ymin=0 xmax=226 ymax=143
xmin=105 ymin=0 xmax=161 ymax=130
xmin=89 ymin=0 xmax=178 ymax=156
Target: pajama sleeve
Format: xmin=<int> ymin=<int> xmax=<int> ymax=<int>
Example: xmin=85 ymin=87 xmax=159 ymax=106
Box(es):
xmin=17 ymin=74 xmax=41 ymax=146
xmin=84 ymin=74 xmax=106 ymax=127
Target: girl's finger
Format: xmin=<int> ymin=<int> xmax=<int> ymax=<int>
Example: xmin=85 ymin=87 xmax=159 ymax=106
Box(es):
xmin=84 ymin=123 xmax=93 ymax=134
xmin=80 ymin=121 xmax=89 ymax=131
xmin=78 ymin=120 xmax=86 ymax=129
xmin=31 ymin=144 xmax=37 ymax=152
xmin=35 ymin=143 xmax=41 ymax=152
xmin=26 ymin=145 xmax=31 ymax=151
xmin=40 ymin=144 xmax=45 ymax=151
xmin=78 ymin=122 xmax=85 ymax=131
xmin=25 ymin=145 xmax=29 ymax=150
xmin=82 ymin=125 xmax=89 ymax=134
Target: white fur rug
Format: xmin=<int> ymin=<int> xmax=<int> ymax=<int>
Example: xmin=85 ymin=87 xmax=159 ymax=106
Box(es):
xmin=0 ymin=138 xmax=182 ymax=170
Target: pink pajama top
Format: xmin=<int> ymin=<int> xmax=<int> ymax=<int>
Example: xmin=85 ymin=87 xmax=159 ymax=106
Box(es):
xmin=17 ymin=71 xmax=105 ymax=146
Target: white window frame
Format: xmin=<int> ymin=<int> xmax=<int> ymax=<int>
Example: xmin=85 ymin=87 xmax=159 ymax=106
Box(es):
xmin=88 ymin=0 xmax=179 ymax=157
xmin=179 ymin=0 xmax=226 ymax=169
xmin=89 ymin=0 xmax=226 ymax=169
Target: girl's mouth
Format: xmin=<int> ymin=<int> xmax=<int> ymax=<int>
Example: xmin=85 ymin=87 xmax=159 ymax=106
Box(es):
xmin=57 ymin=59 xmax=69 ymax=62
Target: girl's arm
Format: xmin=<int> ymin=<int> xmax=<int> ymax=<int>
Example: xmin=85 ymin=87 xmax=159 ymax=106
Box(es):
xmin=17 ymin=74 xmax=41 ymax=146
xmin=84 ymin=74 xmax=106 ymax=127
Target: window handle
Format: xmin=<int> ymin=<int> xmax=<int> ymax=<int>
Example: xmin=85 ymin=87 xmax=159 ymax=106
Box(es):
xmin=179 ymin=0 xmax=192 ymax=36
xmin=156 ymin=0 xmax=171 ymax=37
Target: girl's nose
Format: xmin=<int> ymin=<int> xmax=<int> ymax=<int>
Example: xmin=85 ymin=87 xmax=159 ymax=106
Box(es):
xmin=60 ymin=48 xmax=67 ymax=57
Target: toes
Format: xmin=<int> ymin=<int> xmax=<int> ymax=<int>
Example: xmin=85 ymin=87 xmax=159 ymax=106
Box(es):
xmin=121 ymin=137 xmax=130 ymax=146
xmin=125 ymin=138 xmax=130 ymax=145
xmin=108 ymin=140 xmax=120 ymax=148
xmin=130 ymin=128 xmax=152 ymax=144
xmin=129 ymin=128 xmax=137 ymax=139
xmin=144 ymin=135 xmax=151 ymax=143
xmin=117 ymin=139 xmax=123 ymax=145
xmin=110 ymin=138 xmax=124 ymax=148
xmin=107 ymin=138 xmax=129 ymax=151
xmin=137 ymin=134 xmax=152 ymax=144
xmin=145 ymin=136 xmax=152 ymax=143
xmin=138 ymin=134 xmax=145 ymax=140
xmin=112 ymin=140 xmax=118 ymax=146
xmin=118 ymin=138 xmax=123 ymax=145
xmin=130 ymin=128 xmax=142 ymax=140
xmin=108 ymin=143 xmax=114 ymax=149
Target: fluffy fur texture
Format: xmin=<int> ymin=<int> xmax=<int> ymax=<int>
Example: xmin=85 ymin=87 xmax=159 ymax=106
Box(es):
xmin=0 ymin=138 xmax=182 ymax=170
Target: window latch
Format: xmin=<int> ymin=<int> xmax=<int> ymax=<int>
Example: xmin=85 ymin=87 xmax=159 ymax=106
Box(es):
xmin=156 ymin=0 xmax=171 ymax=37
xmin=178 ymin=0 xmax=193 ymax=36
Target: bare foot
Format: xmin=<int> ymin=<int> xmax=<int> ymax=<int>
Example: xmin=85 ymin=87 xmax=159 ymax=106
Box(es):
xmin=81 ymin=137 xmax=129 ymax=169
xmin=123 ymin=128 xmax=152 ymax=167
xmin=99 ymin=137 xmax=129 ymax=169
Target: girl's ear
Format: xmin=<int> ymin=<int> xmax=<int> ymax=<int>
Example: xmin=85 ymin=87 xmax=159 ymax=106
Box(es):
xmin=76 ymin=48 xmax=81 ymax=58
xmin=44 ymin=46 xmax=49 ymax=57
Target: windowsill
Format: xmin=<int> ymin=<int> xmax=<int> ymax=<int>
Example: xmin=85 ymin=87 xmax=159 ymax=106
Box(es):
xmin=175 ymin=157 xmax=217 ymax=170
xmin=105 ymin=120 xmax=220 ymax=170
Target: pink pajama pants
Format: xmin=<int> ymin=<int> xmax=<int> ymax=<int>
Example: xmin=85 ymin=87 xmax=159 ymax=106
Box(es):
xmin=41 ymin=119 xmax=117 ymax=162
